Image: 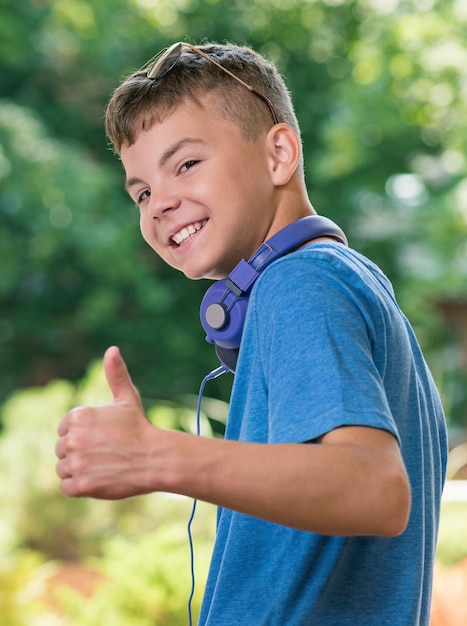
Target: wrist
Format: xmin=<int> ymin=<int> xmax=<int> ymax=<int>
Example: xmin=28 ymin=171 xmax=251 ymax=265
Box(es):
xmin=143 ymin=426 xmax=201 ymax=496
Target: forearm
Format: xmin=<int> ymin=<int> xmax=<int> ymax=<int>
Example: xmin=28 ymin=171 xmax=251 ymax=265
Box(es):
xmin=150 ymin=426 xmax=411 ymax=537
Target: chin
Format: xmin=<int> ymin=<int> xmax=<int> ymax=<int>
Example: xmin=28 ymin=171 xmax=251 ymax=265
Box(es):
xmin=182 ymin=265 xmax=227 ymax=281
xmin=184 ymin=270 xmax=219 ymax=281
xmin=178 ymin=264 xmax=209 ymax=280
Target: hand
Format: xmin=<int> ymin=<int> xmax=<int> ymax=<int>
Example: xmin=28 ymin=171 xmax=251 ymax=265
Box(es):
xmin=55 ymin=346 xmax=155 ymax=499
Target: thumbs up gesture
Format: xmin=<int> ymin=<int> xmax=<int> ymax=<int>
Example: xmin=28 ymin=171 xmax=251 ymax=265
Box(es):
xmin=55 ymin=346 xmax=157 ymax=500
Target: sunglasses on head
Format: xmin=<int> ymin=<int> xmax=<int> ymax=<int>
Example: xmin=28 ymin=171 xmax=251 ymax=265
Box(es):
xmin=141 ymin=41 xmax=279 ymax=126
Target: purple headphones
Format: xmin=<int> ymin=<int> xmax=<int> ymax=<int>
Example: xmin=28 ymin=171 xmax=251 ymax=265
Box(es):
xmin=200 ymin=215 xmax=348 ymax=372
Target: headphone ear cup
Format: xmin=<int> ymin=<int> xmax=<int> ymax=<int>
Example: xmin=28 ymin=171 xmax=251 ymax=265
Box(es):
xmin=200 ymin=279 xmax=250 ymax=350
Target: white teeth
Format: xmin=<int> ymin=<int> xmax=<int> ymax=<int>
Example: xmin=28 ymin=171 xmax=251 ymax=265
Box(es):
xmin=172 ymin=221 xmax=204 ymax=245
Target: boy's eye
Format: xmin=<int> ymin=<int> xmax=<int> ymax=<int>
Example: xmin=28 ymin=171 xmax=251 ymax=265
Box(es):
xmin=137 ymin=189 xmax=151 ymax=204
xmin=180 ymin=159 xmax=198 ymax=173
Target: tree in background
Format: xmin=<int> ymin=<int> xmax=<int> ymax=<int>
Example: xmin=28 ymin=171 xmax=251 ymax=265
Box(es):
xmin=0 ymin=0 xmax=466 ymax=422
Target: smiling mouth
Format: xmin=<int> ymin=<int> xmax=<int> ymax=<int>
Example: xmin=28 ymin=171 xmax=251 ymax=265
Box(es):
xmin=171 ymin=220 xmax=207 ymax=246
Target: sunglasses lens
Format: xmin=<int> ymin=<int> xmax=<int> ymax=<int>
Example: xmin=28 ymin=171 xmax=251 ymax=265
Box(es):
xmin=148 ymin=42 xmax=182 ymax=79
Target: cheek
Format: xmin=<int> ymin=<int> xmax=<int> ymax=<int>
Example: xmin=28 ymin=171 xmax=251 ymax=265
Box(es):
xmin=139 ymin=215 xmax=150 ymax=243
xmin=139 ymin=216 xmax=159 ymax=252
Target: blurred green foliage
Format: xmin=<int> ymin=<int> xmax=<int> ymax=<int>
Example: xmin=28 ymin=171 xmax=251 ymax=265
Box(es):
xmin=0 ymin=549 xmax=53 ymax=626
xmin=1 ymin=0 xmax=466 ymax=420
xmin=0 ymin=356 xmax=217 ymax=623
xmin=436 ymin=501 xmax=467 ymax=567
xmin=58 ymin=512 xmax=214 ymax=625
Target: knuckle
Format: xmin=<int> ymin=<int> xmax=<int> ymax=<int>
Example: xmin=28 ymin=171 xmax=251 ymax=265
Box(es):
xmin=59 ymin=471 xmax=92 ymax=498
xmin=62 ymin=429 xmax=87 ymax=455
xmin=74 ymin=475 xmax=93 ymax=497
xmin=68 ymin=453 xmax=86 ymax=476
xmin=67 ymin=406 xmax=89 ymax=424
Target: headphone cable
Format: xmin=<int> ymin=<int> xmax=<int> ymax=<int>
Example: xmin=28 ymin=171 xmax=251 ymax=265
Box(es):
xmin=187 ymin=365 xmax=227 ymax=626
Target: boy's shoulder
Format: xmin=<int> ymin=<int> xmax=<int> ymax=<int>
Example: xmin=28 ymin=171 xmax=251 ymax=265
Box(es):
xmin=258 ymin=240 xmax=380 ymax=282
xmin=252 ymin=241 xmax=395 ymax=306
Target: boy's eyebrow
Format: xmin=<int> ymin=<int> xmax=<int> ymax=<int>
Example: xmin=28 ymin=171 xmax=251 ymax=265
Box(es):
xmin=125 ymin=176 xmax=145 ymax=193
xmin=125 ymin=137 xmax=206 ymax=192
xmin=159 ymin=137 xmax=206 ymax=168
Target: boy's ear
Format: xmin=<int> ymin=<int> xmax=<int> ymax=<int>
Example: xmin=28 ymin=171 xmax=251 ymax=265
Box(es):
xmin=266 ymin=124 xmax=301 ymax=185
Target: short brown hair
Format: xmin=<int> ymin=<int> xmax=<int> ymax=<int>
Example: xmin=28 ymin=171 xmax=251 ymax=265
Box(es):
xmin=105 ymin=42 xmax=302 ymax=160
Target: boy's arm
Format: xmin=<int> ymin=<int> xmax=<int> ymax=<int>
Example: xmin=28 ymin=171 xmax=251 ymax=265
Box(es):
xmin=55 ymin=347 xmax=411 ymax=537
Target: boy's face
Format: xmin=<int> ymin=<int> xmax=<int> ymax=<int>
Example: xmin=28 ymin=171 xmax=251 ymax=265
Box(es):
xmin=121 ymin=96 xmax=280 ymax=280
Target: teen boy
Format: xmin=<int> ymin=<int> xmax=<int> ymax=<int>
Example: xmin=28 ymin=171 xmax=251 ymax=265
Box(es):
xmin=55 ymin=42 xmax=448 ymax=625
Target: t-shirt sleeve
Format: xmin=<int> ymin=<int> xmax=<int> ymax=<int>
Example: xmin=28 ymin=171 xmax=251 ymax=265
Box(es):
xmin=250 ymin=252 xmax=401 ymax=445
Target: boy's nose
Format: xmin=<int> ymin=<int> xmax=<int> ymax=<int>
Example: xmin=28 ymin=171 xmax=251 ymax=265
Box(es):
xmin=148 ymin=191 xmax=181 ymax=219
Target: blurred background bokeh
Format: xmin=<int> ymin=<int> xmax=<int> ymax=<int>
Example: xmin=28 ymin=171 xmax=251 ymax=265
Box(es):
xmin=1 ymin=0 xmax=467 ymax=624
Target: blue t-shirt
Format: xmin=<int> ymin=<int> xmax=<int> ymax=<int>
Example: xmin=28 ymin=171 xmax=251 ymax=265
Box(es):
xmin=198 ymin=243 xmax=447 ymax=626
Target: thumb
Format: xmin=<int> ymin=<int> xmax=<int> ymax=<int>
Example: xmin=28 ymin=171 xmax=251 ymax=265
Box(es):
xmin=104 ymin=346 xmax=141 ymax=404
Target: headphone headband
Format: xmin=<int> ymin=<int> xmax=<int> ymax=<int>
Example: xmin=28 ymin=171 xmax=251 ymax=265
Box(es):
xmin=200 ymin=216 xmax=347 ymax=372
